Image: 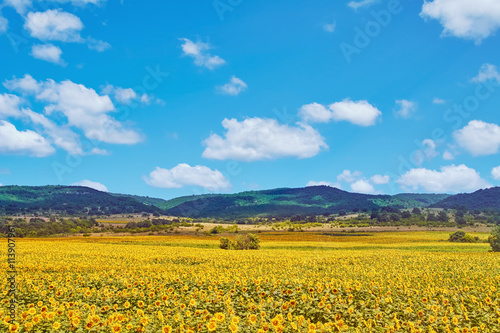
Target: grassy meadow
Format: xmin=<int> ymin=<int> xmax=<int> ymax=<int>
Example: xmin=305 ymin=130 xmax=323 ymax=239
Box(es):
xmin=1 ymin=231 xmax=499 ymax=332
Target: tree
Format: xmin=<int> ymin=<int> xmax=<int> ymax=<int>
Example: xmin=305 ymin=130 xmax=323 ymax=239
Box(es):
xmin=438 ymin=211 xmax=449 ymax=222
xmin=412 ymin=208 xmax=422 ymax=215
xmin=488 ymin=225 xmax=500 ymax=252
xmin=402 ymin=211 xmax=411 ymax=219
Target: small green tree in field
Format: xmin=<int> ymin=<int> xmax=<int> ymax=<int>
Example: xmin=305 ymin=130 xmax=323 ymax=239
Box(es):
xmin=488 ymin=225 xmax=500 ymax=252
xmin=448 ymin=231 xmax=479 ymax=243
xmin=219 ymin=233 xmax=260 ymax=250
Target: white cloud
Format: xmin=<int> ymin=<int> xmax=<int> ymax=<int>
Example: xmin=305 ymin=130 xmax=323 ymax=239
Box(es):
xmin=348 ymin=0 xmax=378 ymax=10
xmin=5 ymin=75 xmax=142 ymax=145
xmin=395 ymin=99 xmax=417 ymax=118
xmin=351 ymin=179 xmax=376 ymax=194
xmin=433 ymin=97 xmax=446 ymax=104
xmin=0 ymin=93 xmax=23 ymax=118
xmin=453 ymin=120 xmax=500 ymax=156
xmin=397 ymin=164 xmax=491 ymax=193
xmin=202 ymin=118 xmax=328 ymax=161
xmin=471 ymin=63 xmax=500 ymax=83
xmin=420 ymin=0 xmax=500 ymax=43
xmin=144 ymin=164 xmax=231 ymax=192
xmin=22 ymin=108 xmax=104 ymax=155
xmin=299 ymin=103 xmax=332 ymax=123
xmin=0 ymin=120 xmax=55 ymax=157
xmin=0 ymin=16 xmax=7 ymax=34
xmin=492 ymin=166 xmax=500 ymax=180
xmin=329 ymin=99 xmax=382 ymax=126
xmin=87 ymin=37 xmax=111 ymax=52
xmin=370 ymin=174 xmax=390 ymax=184
xmin=323 ymin=22 xmax=336 ymax=33
xmin=4 ymin=0 xmax=104 ymax=14
xmin=442 ymin=151 xmax=455 ymax=160
xmin=180 ymin=38 xmax=225 ymax=70
xmin=3 ymin=0 xmax=32 ymax=14
xmin=306 ymin=181 xmax=342 ymax=189
xmin=71 ymin=180 xmax=108 ymax=192
xmin=337 ymin=170 xmax=362 ymax=183
xmin=31 ymin=44 xmax=65 ymax=65
xmin=114 ymin=87 xmax=137 ymax=104
xmin=300 ymin=100 xmax=381 ymax=126
xmin=25 ymin=9 xmax=83 ymax=42
xmin=422 ymin=139 xmax=439 ymax=161
xmin=217 ymin=76 xmax=247 ymax=96
xmin=3 ymin=74 xmax=39 ymax=94
xmin=101 ymin=85 xmax=152 ymax=105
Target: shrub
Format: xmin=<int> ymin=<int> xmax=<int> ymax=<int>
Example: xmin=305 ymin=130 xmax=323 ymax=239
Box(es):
xmin=488 ymin=225 xmax=500 ymax=252
xmin=448 ymin=230 xmax=479 ymax=243
xmin=219 ymin=233 xmax=260 ymax=250
xmin=219 ymin=237 xmax=230 ymax=250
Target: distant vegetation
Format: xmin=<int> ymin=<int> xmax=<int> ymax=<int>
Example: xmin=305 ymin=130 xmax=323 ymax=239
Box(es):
xmin=2 ymin=206 xmax=499 ymax=238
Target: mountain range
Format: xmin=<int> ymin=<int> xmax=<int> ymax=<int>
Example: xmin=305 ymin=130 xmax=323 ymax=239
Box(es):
xmin=0 ymin=185 xmax=498 ymax=218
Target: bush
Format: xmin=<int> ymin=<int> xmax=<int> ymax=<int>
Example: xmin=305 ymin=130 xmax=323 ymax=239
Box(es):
xmin=219 ymin=233 xmax=260 ymax=250
xmin=488 ymin=225 xmax=500 ymax=252
xmin=448 ymin=230 xmax=479 ymax=243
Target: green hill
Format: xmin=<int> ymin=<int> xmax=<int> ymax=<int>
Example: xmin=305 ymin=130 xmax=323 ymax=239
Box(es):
xmin=430 ymin=187 xmax=500 ymax=210
xmin=0 ymin=185 xmax=457 ymax=218
xmin=164 ymin=186 xmax=450 ymax=218
xmin=0 ymin=186 xmax=162 ymax=215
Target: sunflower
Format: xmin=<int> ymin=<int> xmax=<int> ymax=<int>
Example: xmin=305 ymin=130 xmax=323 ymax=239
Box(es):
xmin=207 ymin=321 xmax=217 ymax=332
xmin=52 ymin=322 xmax=61 ymax=330
xmin=111 ymin=323 xmax=122 ymax=332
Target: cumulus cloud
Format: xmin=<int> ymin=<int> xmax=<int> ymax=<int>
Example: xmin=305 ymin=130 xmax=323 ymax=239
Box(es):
xmin=453 ymin=120 xmax=500 ymax=156
xmin=0 ymin=93 xmax=23 ymax=118
xmin=306 ymin=181 xmax=342 ymax=189
xmin=395 ymin=99 xmax=417 ymax=118
xmin=101 ymin=85 xmax=153 ymax=105
xmin=471 ymin=63 xmax=500 ymax=83
xmin=180 ymin=38 xmax=225 ymax=70
xmin=299 ymin=103 xmax=331 ymax=123
xmin=0 ymin=16 xmax=7 ymax=34
xmin=348 ymin=0 xmax=378 ymax=10
xmin=370 ymin=174 xmax=390 ymax=184
xmin=420 ymin=0 xmax=500 ymax=43
xmin=22 ymin=108 xmax=105 ymax=155
xmin=337 ymin=170 xmax=362 ymax=183
xmin=31 ymin=44 xmax=65 ymax=65
xmin=5 ymin=75 xmax=142 ymax=145
xmin=71 ymin=180 xmax=108 ymax=192
xmin=202 ymin=118 xmax=328 ymax=161
xmin=323 ymin=22 xmax=336 ymax=33
xmin=351 ymin=179 xmax=376 ymax=194
xmin=3 ymin=0 xmax=32 ymax=14
xmin=397 ymin=164 xmax=491 ymax=193
xmin=492 ymin=166 xmax=500 ymax=180
xmin=217 ymin=76 xmax=247 ymax=96
xmin=24 ymin=9 xmax=83 ymax=42
xmin=300 ymin=99 xmax=381 ymax=126
xmin=144 ymin=164 xmax=231 ymax=192
xmin=0 ymin=120 xmax=55 ymax=157
xmin=329 ymin=99 xmax=382 ymax=126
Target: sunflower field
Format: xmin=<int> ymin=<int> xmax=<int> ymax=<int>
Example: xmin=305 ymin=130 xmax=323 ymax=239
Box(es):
xmin=1 ymin=232 xmax=499 ymax=332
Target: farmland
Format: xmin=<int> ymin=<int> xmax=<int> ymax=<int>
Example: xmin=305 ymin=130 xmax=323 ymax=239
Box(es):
xmin=1 ymin=231 xmax=499 ymax=332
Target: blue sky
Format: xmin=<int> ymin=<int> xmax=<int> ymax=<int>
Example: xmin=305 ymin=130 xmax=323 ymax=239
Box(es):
xmin=1 ymin=0 xmax=500 ymax=199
